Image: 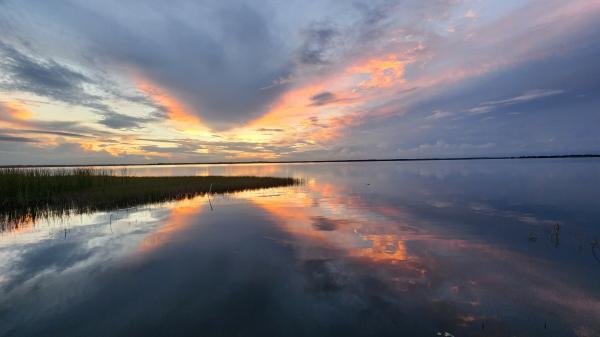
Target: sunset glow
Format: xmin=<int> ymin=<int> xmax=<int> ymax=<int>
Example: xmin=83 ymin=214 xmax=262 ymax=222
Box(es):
xmin=0 ymin=0 xmax=598 ymax=164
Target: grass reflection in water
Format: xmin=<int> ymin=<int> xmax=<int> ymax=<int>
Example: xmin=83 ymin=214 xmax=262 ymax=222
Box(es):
xmin=0 ymin=168 xmax=300 ymax=231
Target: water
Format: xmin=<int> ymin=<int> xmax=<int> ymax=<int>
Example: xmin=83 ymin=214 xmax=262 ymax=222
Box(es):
xmin=1 ymin=160 xmax=599 ymax=337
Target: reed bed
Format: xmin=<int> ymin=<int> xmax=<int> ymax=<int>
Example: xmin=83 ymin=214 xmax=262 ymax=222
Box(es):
xmin=0 ymin=168 xmax=299 ymax=230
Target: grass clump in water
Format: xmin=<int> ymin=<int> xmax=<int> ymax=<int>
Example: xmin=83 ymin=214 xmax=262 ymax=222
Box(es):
xmin=0 ymin=168 xmax=300 ymax=230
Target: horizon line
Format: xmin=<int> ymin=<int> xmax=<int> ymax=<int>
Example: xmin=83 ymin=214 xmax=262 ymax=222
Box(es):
xmin=1 ymin=153 xmax=599 ymax=169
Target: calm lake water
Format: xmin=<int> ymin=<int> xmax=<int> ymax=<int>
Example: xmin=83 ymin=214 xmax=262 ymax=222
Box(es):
xmin=1 ymin=160 xmax=599 ymax=337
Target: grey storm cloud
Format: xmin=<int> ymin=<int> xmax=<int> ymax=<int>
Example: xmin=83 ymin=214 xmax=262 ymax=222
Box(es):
xmin=26 ymin=120 xmax=114 ymax=138
xmin=0 ymin=41 xmax=138 ymax=126
xmin=0 ymin=0 xmax=424 ymax=130
xmin=308 ymin=91 xmax=356 ymax=107
xmin=0 ymin=100 xmax=115 ymax=140
xmin=0 ymin=134 xmax=36 ymax=142
xmin=257 ymin=128 xmax=284 ymax=132
xmin=0 ymin=42 xmax=97 ymax=106
xmin=298 ymin=24 xmax=339 ymax=65
xmin=309 ymin=91 xmax=336 ymax=106
xmin=0 ymin=37 xmax=178 ymax=135
xmin=99 ymin=112 xmax=152 ymax=130
xmin=39 ymin=1 xmax=296 ymax=130
xmin=0 ymin=128 xmax=89 ymax=139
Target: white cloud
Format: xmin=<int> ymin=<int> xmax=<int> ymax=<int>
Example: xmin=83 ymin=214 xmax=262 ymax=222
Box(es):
xmin=467 ymin=106 xmax=493 ymax=114
xmin=426 ymin=110 xmax=453 ymax=119
xmin=464 ymin=9 xmax=478 ymax=19
xmin=482 ymin=89 xmax=564 ymax=106
xmin=466 ymin=89 xmax=564 ymax=115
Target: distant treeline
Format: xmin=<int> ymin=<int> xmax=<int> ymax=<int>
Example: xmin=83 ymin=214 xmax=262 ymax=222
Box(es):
xmin=1 ymin=154 xmax=598 ymax=168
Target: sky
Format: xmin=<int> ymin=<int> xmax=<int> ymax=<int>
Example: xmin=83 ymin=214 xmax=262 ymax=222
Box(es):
xmin=0 ymin=0 xmax=599 ymax=165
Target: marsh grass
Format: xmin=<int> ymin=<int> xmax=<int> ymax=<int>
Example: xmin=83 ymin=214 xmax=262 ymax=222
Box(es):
xmin=0 ymin=168 xmax=300 ymax=231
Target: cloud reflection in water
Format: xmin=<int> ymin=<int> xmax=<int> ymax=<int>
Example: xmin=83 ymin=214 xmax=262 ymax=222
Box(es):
xmin=1 ymin=160 xmax=599 ymax=336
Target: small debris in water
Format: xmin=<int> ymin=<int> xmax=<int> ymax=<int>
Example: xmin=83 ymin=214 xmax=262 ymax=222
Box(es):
xmin=550 ymin=223 xmax=561 ymax=247
xmin=528 ymin=232 xmax=538 ymax=242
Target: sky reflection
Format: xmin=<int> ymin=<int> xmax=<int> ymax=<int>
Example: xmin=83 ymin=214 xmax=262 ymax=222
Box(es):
xmin=1 ymin=160 xmax=599 ymax=336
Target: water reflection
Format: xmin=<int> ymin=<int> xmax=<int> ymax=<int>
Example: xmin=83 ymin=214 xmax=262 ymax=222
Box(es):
xmin=137 ymin=197 xmax=205 ymax=254
xmin=1 ymin=160 xmax=599 ymax=336
xmin=0 ymin=174 xmax=297 ymax=231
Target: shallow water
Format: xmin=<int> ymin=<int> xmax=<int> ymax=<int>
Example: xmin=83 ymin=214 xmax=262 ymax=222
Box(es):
xmin=1 ymin=159 xmax=599 ymax=337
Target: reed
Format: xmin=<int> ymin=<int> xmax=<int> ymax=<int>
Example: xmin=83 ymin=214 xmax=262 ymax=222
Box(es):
xmin=0 ymin=168 xmax=300 ymax=230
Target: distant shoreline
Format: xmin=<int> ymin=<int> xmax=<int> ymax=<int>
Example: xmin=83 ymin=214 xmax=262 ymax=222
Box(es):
xmin=1 ymin=154 xmax=599 ymax=168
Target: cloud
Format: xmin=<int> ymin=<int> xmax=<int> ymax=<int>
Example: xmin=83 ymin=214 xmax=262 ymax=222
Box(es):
xmin=467 ymin=106 xmax=494 ymax=115
xmin=0 ymin=0 xmax=599 ymax=163
xmin=0 ymin=0 xmax=455 ymax=132
xmin=27 ymin=120 xmax=112 ymax=137
xmin=0 ymin=140 xmax=155 ymax=166
xmin=99 ymin=112 xmax=151 ymax=130
xmin=0 ymin=42 xmax=97 ymax=106
xmin=426 ymin=110 xmax=453 ymax=120
xmin=401 ymin=140 xmax=496 ymax=157
xmin=139 ymin=143 xmax=205 ymax=155
xmin=0 ymin=100 xmax=115 ymax=139
xmin=257 ymin=128 xmax=284 ymax=132
xmin=17 ymin=129 xmax=90 ymax=138
xmin=66 ymin=1 xmax=293 ymax=129
xmin=482 ymin=89 xmax=564 ymax=106
xmin=0 ymin=40 xmax=145 ymax=128
xmin=298 ymin=24 xmax=338 ymax=65
xmin=467 ymin=89 xmax=564 ymax=114
xmin=308 ymin=91 xmax=359 ymax=107
xmin=464 ymin=10 xmax=478 ymax=19
xmin=0 ymin=134 xmax=36 ymax=142
xmin=0 ymin=128 xmax=89 ymax=138
xmin=309 ymin=91 xmax=336 ymax=106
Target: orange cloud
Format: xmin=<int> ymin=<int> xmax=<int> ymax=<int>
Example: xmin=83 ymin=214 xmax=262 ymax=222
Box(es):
xmin=133 ymin=75 xmax=208 ymax=134
xmin=241 ymin=53 xmax=409 ymax=152
xmin=78 ymin=135 xmax=172 ymax=158
xmin=240 ymin=86 xmax=359 ymax=150
xmin=79 ymin=141 xmax=129 ymax=157
xmin=309 ymin=113 xmax=363 ymax=141
xmin=249 ymin=83 xmax=327 ymax=128
xmin=349 ymin=54 xmax=406 ymax=89
xmin=124 ymin=52 xmax=412 ymax=160
xmin=0 ymin=100 xmax=33 ymax=121
xmin=223 ymin=150 xmax=280 ymax=160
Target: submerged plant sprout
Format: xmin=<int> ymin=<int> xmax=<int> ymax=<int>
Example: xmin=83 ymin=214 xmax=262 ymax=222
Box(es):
xmin=0 ymin=168 xmax=300 ymax=230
